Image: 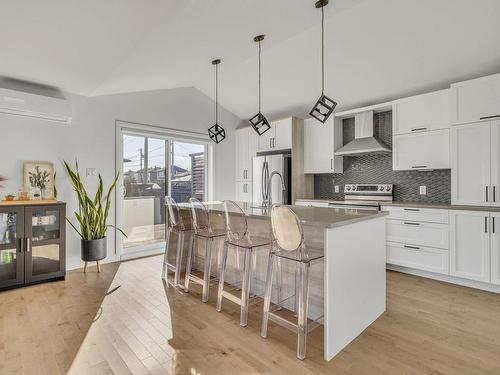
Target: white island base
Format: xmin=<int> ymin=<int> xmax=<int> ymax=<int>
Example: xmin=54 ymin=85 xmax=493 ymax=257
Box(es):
xmin=323 ymin=215 xmax=386 ymax=360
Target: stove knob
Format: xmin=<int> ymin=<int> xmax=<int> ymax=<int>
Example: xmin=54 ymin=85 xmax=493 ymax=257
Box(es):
xmin=386 ymin=186 xmax=391 ymax=191
xmin=379 ymin=186 xmax=384 ymax=191
xmin=352 ymin=185 xmax=357 ymax=191
xmin=346 ymin=186 xmax=351 ymax=191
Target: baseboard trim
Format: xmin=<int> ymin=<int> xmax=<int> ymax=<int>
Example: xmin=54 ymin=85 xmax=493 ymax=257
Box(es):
xmin=387 ymin=264 xmax=500 ymax=294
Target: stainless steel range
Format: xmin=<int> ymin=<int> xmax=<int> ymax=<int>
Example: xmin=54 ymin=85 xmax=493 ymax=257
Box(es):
xmin=328 ymin=184 xmax=393 ymax=211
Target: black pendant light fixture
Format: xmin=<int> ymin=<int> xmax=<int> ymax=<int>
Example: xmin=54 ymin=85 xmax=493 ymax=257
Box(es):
xmin=309 ymin=0 xmax=337 ymax=123
xmin=249 ymin=35 xmax=271 ymax=135
xmin=208 ymin=59 xmax=226 ymax=144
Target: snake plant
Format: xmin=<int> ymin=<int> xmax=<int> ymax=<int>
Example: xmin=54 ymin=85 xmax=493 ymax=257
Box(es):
xmin=64 ymin=160 xmax=126 ymax=240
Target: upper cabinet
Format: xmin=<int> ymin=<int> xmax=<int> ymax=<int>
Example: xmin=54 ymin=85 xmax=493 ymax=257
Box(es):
xmin=451 ymin=120 xmax=500 ymax=207
xmin=257 ymin=118 xmax=293 ymax=152
xmin=303 ymin=116 xmax=343 ymax=174
xmin=235 ymin=127 xmax=257 ymax=181
xmin=393 ymin=89 xmax=450 ymax=135
xmin=450 ymin=73 xmax=500 ymax=125
xmin=393 ymin=129 xmax=450 ymax=171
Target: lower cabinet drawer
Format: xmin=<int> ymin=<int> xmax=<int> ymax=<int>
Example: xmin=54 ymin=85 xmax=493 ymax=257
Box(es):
xmin=386 ymin=219 xmax=449 ymax=249
xmin=386 ymin=241 xmax=449 ymax=275
xmin=382 ymin=206 xmax=449 ymax=224
xmin=295 ymin=201 xmax=329 ymax=208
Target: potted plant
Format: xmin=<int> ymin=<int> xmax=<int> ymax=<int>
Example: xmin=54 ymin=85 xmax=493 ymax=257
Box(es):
xmin=64 ymin=161 xmax=126 ymax=272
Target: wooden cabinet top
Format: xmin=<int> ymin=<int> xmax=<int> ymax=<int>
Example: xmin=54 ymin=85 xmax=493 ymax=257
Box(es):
xmin=0 ymin=200 xmax=65 ymax=207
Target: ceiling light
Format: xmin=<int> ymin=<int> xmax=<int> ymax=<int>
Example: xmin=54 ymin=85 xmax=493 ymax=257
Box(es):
xmin=309 ymin=0 xmax=338 ymax=123
xmin=249 ymin=35 xmax=271 ymax=135
xmin=208 ymin=59 xmax=226 ymax=144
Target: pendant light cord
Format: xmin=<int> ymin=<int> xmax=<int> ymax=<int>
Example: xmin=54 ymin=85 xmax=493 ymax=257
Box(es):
xmin=321 ymin=4 xmax=325 ymax=95
xmin=215 ymin=62 xmax=218 ymax=124
xmin=258 ymin=40 xmax=262 ymax=113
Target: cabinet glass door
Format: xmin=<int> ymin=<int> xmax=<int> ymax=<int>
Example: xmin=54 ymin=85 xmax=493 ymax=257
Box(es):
xmin=0 ymin=207 xmax=24 ymax=288
xmin=25 ymin=205 xmax=65 ymax=282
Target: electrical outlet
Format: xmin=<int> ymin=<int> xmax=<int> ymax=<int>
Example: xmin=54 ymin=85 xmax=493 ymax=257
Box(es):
xmin=334 ymin=185 xmax=340 ymax=193
xmin=419 ymin=185 xmax=427 ymax=195
xmin=86 ymin=168 xmax=97 ymax=177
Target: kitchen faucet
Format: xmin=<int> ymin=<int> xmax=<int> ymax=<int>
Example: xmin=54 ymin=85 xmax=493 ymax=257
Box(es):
xmin=266 ymin=171 xmax=286 ymax=208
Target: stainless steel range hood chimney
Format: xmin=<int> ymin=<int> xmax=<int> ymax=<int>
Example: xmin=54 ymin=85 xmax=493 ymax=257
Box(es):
xmin=334 ymin=110 xmax=391 ymax=156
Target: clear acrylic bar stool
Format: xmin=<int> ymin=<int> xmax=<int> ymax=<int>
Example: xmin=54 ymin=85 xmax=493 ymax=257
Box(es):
xmin=184 ymin=198 xmax=226 ymax=302
xmin=162 ymin=196 xmax=192 ymax=287
xmin=216 ymin=200 xmax=272 ymax=327
xmin=261 ymin=204 xmax=324 ymax=360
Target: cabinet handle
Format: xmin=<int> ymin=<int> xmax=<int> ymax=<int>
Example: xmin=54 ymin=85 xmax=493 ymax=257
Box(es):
xmin=26 ymin=237 xmax=31 ymax=252
xmin=411 ymin=166 xmax=428 ymax=169
xmin=403 ymin=222 xmax=421 ymax=226
xmin=330 ymin=158 xmax=334 ymax=170
xmin=404 ymin=208 xmax=420 ymax=212
xmin=404 ymin=244 xmax=420 ymax=250
xmin=479 ymin=115 xmax=500 ymax=120
xmin=493 ymin=217 xmax=496 ymax=234
xmin=494 ymin=186 xmax=497 ymax=203
xmin=486 ymin=186 xmax=489 ymax=202
xmin=411 ymin=127 xmax=427 ymax=132
xmin=485 ymin=216 xmax=488 ymax=233
xmin=272 ymin=138 xmax=275 ymax=148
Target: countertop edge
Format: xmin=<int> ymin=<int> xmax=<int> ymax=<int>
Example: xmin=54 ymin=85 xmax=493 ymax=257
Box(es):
xmin=295 ymin=199 xmax=500 ymax=213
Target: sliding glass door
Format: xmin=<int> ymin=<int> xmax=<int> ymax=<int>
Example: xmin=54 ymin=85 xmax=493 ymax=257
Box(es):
xmin=118 ymin=126 xmax=209 ymax=259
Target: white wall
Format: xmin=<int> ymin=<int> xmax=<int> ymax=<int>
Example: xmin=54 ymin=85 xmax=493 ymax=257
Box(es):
xmin=0 ymin=86 xmax=242 ymax=269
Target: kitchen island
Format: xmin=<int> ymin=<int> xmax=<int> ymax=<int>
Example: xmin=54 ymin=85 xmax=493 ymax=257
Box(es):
xmin=178 ymin=202 xmax=388 ymax=361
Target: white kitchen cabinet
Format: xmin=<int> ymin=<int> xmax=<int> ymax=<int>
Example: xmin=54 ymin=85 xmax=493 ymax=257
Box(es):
xmin=450 ymin=210 xmax=491 ymax=283
xmin=450 ymin=73 xmax=500 ymax=125
xmin=451 ymin=121 xmax=500 ymax=206
xmin=386 ymin=241 xmax=449 ymax=275
xmin=393 ymin=129 xmax=450 ymax=171
xmin=257 ymin=117 xmax=292 ymax=152
xmin=235 ymin=181 xmax=251 ymax=202
xmin=294 ymin=200 xmax=329 ymax=208
xmin=491 ymin=122 xmax=500 ymax=207
xmin=491 ymin=212 xmax=500 ymax=285
xmin=392 ymin=89 xmax=450 ymax=135
xmin=235 ymin=127 xmax=257 ymax=181
xmin=303 ymin=116 xmax=343 ymax=174
xmin=386 ymin=219 xmax=449 ymax=249
xmin=382 ymin=206 xmax=449 ymax=224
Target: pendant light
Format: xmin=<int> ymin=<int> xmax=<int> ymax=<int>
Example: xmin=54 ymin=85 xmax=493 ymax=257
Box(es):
xmin=208 ymin=59 xmax=226 ymax=144
xmin=309 ymin=0 xmax=337 ymax=123
xmin=249 ymin=35 xmax=271 ymax=135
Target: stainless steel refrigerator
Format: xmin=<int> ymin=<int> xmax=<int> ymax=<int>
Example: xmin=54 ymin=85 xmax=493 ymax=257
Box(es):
xmin=252 ymin=153 xmax=291 ymax=206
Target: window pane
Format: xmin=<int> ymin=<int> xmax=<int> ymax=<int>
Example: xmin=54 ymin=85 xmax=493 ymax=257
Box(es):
xmin=170 ymin=141 xmax=206 ymax=203
xmin=123 ymin=135 xmax=167 ymax=249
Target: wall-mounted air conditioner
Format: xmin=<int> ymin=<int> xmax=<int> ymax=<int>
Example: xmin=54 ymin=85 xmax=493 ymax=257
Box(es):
xmin=0 ymin=88 xmax=72 ymax=124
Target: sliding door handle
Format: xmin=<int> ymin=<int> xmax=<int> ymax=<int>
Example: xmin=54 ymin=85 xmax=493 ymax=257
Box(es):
xmin=26 ymin=237 xmax=31 ymax=252
xmin=18 ymin=237 xmax=24 ymax=253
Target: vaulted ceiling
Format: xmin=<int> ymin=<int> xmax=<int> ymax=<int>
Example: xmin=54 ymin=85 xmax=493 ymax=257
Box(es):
xmin=2 ymin=0 xmax=500 ymax=120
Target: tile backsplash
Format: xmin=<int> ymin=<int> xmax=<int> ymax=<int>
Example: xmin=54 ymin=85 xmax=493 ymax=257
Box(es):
xmin=314 ymin=111 xmax=451 ymax=203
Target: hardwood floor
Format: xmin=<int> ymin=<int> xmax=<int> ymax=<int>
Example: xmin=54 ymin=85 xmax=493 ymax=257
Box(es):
xmin=2 ymin=255 xmax=500 ymax=374
xmin=0 ymin=262 xmax=119 ymax=375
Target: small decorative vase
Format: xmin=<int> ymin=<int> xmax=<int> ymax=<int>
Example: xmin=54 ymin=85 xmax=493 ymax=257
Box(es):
xmin=81 ymin=237 xmax=107 ymax=273
xmin=41 ymin=188 xmax=53 ymax=200
xmin=30 ymin=187 xmax=42 ymax=200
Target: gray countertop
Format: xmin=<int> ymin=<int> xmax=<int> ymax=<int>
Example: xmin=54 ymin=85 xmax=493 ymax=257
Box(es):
xmin=295 ymin=198 xmax=500 ymax=213
xmin=179 ymin=201 xmax=387 ymax=229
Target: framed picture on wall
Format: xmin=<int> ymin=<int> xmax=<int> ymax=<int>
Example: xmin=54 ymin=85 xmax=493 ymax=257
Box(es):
xmin=23 ymin=161 xmax=55 ymax=200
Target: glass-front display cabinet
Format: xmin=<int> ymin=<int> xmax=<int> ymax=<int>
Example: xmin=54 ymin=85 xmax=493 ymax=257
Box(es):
xmin=0 ymin=202 xmax=65 ymax=290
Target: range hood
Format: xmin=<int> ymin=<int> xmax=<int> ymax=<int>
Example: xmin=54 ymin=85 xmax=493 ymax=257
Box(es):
xmin=334 ymin=110 xmax=391 ymax=156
